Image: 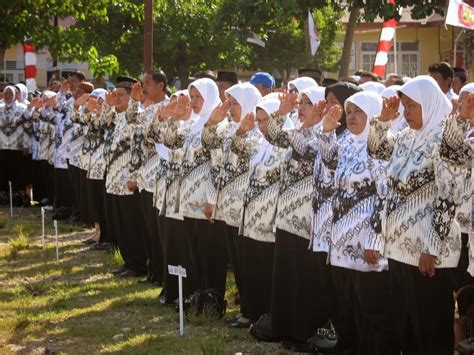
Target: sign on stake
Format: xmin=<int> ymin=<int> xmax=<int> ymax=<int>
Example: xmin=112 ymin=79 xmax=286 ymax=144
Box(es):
xmin=168 ymin=265 xmax=187 ymax=336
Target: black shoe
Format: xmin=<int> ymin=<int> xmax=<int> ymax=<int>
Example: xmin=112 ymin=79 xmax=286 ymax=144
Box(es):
xmin=89 ymin=242 xmax=112 ymax=251
xmin=112 ymin=267 xmax=127 ymax=276
xmin=230 ymin=318 xmax=253 ymax=328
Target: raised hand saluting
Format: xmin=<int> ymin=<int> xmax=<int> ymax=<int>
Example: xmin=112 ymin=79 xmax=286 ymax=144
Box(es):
xmin=156 ymin=101 xmax=177 ymax=122
xmin=277 ymin=90 xmax=298 ymax=116
xmin=322 ymin=105 xmax=343 ymax=133
xmin=301 ymin=100 xmax=327 ymax=129
xmin=105 ymin=91 xmax=116 ymax=106
xmin=207 ymin=100 xmax=231 ymax=126
xmin=237 ymin=112 xmax=256 ymax=136
xmin=130 ymin=82 xmax=143 ymax=101
xmin=379 ymin=96 xmax=400 ymax=122
xmin=172 ymin=94 xmax=192 ymax=121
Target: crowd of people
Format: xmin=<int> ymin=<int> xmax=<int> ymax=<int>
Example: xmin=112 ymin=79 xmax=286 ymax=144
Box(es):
xmin=1 ymin=60 xmax=474 ymax=354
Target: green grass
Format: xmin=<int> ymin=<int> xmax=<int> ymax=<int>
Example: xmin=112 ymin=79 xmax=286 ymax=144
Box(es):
xmin=0 ymin=207 xmax=282 ymax=353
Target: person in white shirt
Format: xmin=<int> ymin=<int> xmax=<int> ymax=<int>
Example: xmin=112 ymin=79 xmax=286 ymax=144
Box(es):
xmin=369 ymin=75 xmax=467 ymax=354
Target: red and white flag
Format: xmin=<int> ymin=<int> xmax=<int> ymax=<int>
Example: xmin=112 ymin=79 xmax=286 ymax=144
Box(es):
xmin=308 ymin=9 xmax=321 ymax=56
xmin=23 ymin=44 xmax=37 ymax=92
xmin=446 ymin=0 xmax=474 ymax=30
xmin=372 ymin=0 xmax=397 ymax=78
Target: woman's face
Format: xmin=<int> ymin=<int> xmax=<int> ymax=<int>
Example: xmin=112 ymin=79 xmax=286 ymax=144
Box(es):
xmin=401 ymin=94 xmax=423 ymax=130
xmin=326 ymin=91 xmax=342 ymax=111
xmin=256 ymin=108 xmax=270 ymax=135
xmin=346 ymin=102 xmax=367 ymax=136
xmin=297 ymin=94 xmax=313 ymax=121
xmin=189 ymin=86 xmax=204 ymax=114
xmin=3 ymin=89 xmax=14 ymax=104
xmin=227 ymin=94 xmax=242 ymax=123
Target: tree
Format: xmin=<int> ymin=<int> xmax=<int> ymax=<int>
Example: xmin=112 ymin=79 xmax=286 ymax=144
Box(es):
xmin=0 ymin=1 xmax=142 ymax=80
xmin=337 ymin=0 xmax=446 ymax=78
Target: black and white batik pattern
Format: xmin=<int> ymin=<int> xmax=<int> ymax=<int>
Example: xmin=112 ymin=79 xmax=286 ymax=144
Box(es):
xmin=0 ymin=102 xmax=27 ymax=150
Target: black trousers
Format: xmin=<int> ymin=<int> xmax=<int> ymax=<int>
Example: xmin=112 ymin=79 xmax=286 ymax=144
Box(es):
xmin=241 ymin=236 xmax=274 ymax=321
xmin=225 ymin=225 xmax=245 ymax=313
xmin=31 ymin=160 xmax=49 ymax=201
xmin=139 ymin=190 xmax=164 ymax=284
xmin=86 ymin=178 xmax=109 ymax=243
xmin=455 ymin=233 xmax=474 ymax=316
xmin=47 ymin=163 xmax=55 ymax=205
xmin=271 ymin=229 xmax=333 ymax=342
xmin=67 ymin=164 xmax=82 ymax=220
xmin=79 ymin=169 xmax=92 ymax=223
xmin=183 ymin=217 xmax=228 ymax=299
xmin=389 ymin=259 xmax=455 ymax=355
xmin=110 ymin=192 xmax=147 ymax=275
xmin=162 ymin=217 xmax=193 ymax=302
xmin=53 ymin=167 xmax=73 ymax=211
xmin=103 ymin=190 xmax=117 ymax=247
xmin=0 ymin=149 xmax=24 ymax=192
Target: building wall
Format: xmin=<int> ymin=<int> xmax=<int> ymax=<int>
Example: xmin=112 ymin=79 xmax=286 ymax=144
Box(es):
xmin=1 ymin=44 xmax=93 ymax=89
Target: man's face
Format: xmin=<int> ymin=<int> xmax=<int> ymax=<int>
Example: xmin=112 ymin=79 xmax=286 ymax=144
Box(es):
xmin=217 ymin=81 xmax=232 ymax=103
xmin=68 ymin=75 xmax=81 ymax=93
xmin=142 ymin=73 xmax=163 ymax=101
xmin=114 ymin=88 xmax=130 ymax=112
xmin=429 ymin=72 xmax=451 ymax=94
xmin=453 ymin=77 xmax=465 ymax=95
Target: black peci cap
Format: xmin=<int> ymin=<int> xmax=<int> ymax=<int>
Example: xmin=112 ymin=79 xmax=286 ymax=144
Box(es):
xmin=216 ymin=71 xmax=238 ymax=84
xmin=116 ymin=76 xmax=138 ymax=89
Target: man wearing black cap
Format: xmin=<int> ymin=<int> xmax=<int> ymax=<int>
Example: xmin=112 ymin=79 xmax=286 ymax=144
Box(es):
xmin=216 ymin=70 xmax=238 ymax=102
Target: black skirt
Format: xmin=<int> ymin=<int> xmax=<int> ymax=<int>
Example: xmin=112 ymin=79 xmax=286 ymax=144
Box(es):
xmin=53 ymin=167 xmax=73 ymax=210
xmin=271 ymin=228 xmax=333 ymax=342
xmin=79 ymin=169 xmax=92 ymax=223
xmin=241 ymin=236 xmax=274 ymax=321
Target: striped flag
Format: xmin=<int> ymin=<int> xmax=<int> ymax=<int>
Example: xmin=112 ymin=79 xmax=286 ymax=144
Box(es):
xmin=372 ymin=0 xmax=397 ymax=78
xmin=23 ymin=44 xmax=37 ymax=92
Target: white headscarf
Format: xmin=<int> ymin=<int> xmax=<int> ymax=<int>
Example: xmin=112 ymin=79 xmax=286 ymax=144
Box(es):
xmin=263 ymin=92 xmax=280 ymax=100
xmin=225 ymin=82 xmax=262 ymax=120
xmin=345 ymin=91 xmax=383 ymax=142
xmin=3 ymin=85 xmax=17 ymax=108
xmin=460 ymin=83 xmax=474 ymax=95
xmin=299 ymin=86 xmax=326 ymax=105
xmin=42 ymin=90 xmax=56 ymax=99
xmin=14 ymin=83 xmax=28 ymax=104
xmin=288 ymin=76 xmax=318 ymax=92
xmin=256 ymin=98 xmax=280 ymax=118
xmin=359 ymin=81 xmax=386 ymax=95
xmin=171 ymin=89 xmax=189 ymax=99
xmin=399 ymin=75 xmax=452 ymax=148
xmin=90 ymin=88 xmax=108 ymax=102
xmin=188 ymin=78 xmax=220 ymax=119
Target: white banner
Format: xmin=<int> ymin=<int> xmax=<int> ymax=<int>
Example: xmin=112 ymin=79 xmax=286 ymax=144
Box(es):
xmin=446 ymin=0 xmax=474 ymax=30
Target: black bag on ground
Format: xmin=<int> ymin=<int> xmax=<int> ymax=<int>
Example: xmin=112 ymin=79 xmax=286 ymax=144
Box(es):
xmin=180 ymin=289 xmax=227 ymax=320
xmin=250 ymin=314 xmax=275 ymax=342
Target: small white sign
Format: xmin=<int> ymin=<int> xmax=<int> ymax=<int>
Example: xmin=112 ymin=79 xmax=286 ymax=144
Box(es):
xmin=168 ymin=265 xmax=187 ymax=278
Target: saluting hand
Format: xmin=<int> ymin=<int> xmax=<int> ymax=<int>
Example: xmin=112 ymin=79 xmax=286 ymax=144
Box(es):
xmin=130 ymin=82 xmax=143 ymax=102
xmin=301 ymin=100 xmax=327 ymax=129
xmin=237 ymin=112 xmax=256 ymax=135
xmin=60 ymin=80 xmax=69 ymax=94
xmin=277 ymin=90 xmax=298 ymax=116
xmin=173 ymin=95 xmax=191 ymax=121
xmin=207 ymin=100 xmax=231 ymax=126
xmin=105 ymin=91 xmax=116 ymax=106
xmin=379 ymin=96 xmax=400 ymax=122
xmin=321 ymin=105 xmax=343 ymax=133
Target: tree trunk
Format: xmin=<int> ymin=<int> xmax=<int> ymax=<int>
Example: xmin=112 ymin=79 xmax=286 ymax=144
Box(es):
xmin=0 ymin=45 xmax=6 ymax=82
xmin=176 ymin=42 xmax=188 ymax=89
xmin=338 ymin=5 xmax=360 ymax=79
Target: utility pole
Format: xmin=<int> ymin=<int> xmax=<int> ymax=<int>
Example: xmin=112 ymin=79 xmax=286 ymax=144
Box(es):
xmin=144 ymin=0 xmax=153 ymax=73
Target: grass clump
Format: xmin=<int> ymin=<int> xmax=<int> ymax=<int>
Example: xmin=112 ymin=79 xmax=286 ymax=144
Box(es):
xmin=8 ymin=225 xmax=30 ymax=257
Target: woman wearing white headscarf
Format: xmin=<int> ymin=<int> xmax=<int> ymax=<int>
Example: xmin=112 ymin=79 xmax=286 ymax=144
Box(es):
xmin=359 ymin=81 xmax=386 ymax=95
xmin=163 ymin=78 xmax=227 ymax=301
xmin=439 ymin=82 xmax=474 ymax=334
xmin=368 ymin=75 xmax=467 ymax=354
xmin=320 ymin=91 xmax=397 ymax=354
xmin=287 ymin=76 xmax=318 ymax=93
xmin=229 ymin=95 xmax=291 ymax=327
xmin=0 ymin=85 xmax=28 ymax=198
xmin=253 ymin=87 xmax=332 ymax=345
xmin=201 ymin=82 xmax=262 ymax=320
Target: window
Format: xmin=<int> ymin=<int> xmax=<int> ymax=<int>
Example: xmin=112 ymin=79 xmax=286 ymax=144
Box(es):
xmin=360 ymin=41 xmax=419 ymax=77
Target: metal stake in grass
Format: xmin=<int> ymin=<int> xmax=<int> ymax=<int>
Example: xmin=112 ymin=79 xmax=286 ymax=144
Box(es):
xmin=54 ymin=220 xmax=59 ymax=264
xmin=8 ymin=181 xmax=13 ymax=218
xmin=41 ymin=207 xmax=45 ymax=246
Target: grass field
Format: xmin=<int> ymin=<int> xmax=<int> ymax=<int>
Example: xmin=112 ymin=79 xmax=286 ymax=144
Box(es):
xmin=0 ymin=207 xmax=283 ymax=354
